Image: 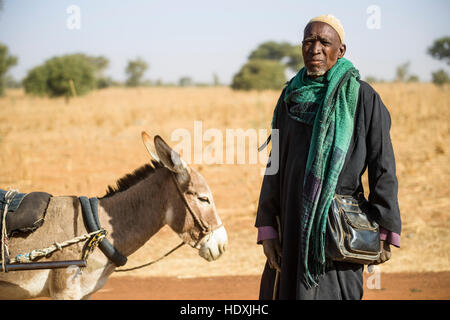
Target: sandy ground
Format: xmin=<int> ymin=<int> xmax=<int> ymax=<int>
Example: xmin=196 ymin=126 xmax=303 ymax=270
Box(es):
xmin=90 ymin=272 xmax=450 ymax=300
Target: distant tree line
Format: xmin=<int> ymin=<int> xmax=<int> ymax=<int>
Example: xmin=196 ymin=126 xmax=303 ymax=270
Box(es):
xmin=366 ymin=36 xmax=449 ymax=86
xmin=231 ymin=37 xmax=449 ymax=89
xmin=365 ymin=61 xmax=419 ymax=84
xmin=22 ymin=54 xmax=96 ymax=98
xmin=0 ymin=43 xmax=18 ymax=96
xmin=0 ymin=36 xmax=448 ymax=98
xmin=0 ymin=45 xmax=223 ymax=99
xmin=21 ymin=54 xmax=150 ymax=99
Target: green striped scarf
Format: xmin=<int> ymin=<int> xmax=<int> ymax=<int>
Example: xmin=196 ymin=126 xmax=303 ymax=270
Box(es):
xmin=282 ymin=58 xmax=360 ymax=287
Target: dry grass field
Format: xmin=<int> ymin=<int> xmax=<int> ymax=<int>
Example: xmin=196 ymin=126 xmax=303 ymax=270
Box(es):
xmin=0 ymin=83 xmax=449 ymax=280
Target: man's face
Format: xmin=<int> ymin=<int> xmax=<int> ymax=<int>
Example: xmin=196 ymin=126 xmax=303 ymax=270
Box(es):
xmin=302 ymin=21 xmax=346 ymax=77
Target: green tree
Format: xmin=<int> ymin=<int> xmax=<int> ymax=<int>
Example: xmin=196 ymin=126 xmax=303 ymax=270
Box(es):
xmin=125 ymin=57 xmax=148 ymax=87
xmin=22 ymin=65 xmax=49 ymax=96
xmin=428 ymin=37 xmax=450 ymax=65
xmin=69 ymin=54 xmax=108 ymax=75
xmin=87 ymin=55 xmax=109 ymax=74
xmin=23 ymin=54 xmax=95 ymax=98
xmin=248 ymin=41 xmax=303 ymax=72
xmin=232 ymin=41 xmax=303 ymax=90
xmin=87 ymin=55 xmax=110 ymax=88
xmin=0 ymin=43 xmax=18 ymax=96
xmin=395 ymin=61 xmax=410 ymax=82
xmin=365 ymin=76 xmax=378 ymax=84
xmin=407 ymin=75 xmax=419 ymax=82
xmin=231 ymin=59 xmax=286 ymax=91
xmin=431 ymin=69 xmax=449 ymax=86
xmin=72 ymin=54 xmax=110 ymax=88
xmin=4 ymin=75 xmax=21 ymax=88
xmin=97 ymin=76 xmax=116 ymax=89
xmin=179 ymin=76 xmax=193 ymax=87
xmin=427 ymin=37 xmax=450 ymax=86
xmin=212 ymin=72 xmax=220 ymax=86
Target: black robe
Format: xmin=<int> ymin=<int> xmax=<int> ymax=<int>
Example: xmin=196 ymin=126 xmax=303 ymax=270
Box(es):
xmin=255 ymin=80 xmax=402 ymax=300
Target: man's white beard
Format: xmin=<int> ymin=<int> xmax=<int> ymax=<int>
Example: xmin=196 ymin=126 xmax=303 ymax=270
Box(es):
xmin=306 ymin=69 xmax=326 ymax=77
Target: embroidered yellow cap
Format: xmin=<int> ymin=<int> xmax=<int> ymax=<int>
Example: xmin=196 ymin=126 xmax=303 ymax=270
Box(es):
xmin=309 ymin=14 xmax=345 ymax=44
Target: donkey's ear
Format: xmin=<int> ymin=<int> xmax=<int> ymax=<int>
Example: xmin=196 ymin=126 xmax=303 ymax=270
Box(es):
xmin=141 ymin=131 xmax=161 ymax=163
xmin=154 ymin=135 xmax=190 ymax=188
xmin=154 ymin=135 xmax=189 ymax=174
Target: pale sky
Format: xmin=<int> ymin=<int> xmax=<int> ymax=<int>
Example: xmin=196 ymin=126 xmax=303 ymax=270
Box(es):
xmin=1 ymin=0 xmax=449 ymax=84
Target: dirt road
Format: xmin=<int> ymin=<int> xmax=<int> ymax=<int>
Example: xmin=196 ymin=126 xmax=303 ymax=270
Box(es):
xmin=91 ymin=272 xmax=450 ymax=300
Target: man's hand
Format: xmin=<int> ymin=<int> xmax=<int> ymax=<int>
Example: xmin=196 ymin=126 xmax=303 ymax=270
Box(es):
xmin=371 ymin=240 xmax=391 ymax=265
xmin=262 ymin=238 xmax=282 ymax=272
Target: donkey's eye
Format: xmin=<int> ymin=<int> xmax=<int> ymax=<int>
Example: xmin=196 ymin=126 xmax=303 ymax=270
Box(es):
xmin=198 ymin=196 xmax=210 ymax=204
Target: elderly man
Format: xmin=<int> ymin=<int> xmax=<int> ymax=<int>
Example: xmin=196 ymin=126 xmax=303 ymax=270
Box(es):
xmin=255 ymin=14 xmax=401 ymax=300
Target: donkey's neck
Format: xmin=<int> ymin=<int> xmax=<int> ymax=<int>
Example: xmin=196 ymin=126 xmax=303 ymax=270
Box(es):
xmin=98 ymin=168 xmax=173 ymax=257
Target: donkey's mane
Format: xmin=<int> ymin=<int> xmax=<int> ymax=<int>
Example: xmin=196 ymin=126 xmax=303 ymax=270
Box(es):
xmin=102 ymin=160 xmax=164 ymax=198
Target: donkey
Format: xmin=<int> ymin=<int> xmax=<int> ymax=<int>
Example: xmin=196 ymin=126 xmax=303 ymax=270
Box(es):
xmin=0 ymin=132 xmax=227 ymax=299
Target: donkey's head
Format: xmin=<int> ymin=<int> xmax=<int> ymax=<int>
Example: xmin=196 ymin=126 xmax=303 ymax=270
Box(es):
xmin=142 ymin=131 xmax=227 ymax=261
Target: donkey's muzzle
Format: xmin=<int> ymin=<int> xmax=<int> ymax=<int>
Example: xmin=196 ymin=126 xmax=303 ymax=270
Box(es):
xmin=198 ymin=226 xmax=228 ymax=261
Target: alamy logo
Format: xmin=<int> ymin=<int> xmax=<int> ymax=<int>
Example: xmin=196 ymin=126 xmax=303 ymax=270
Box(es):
xmin=66 ymin=5 xmax=81 ymax=30
xmin=366 ymin=5 xmax=381 ymax=30
xmin=366 ymin=265 xmax=381 ymax=289
xmin=170 ymin=121 xmax=279 ymax=175
xmin=66 ymin=264 xmax=82 ymax=288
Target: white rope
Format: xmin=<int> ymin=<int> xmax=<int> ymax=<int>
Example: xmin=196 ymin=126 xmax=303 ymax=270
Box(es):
xmin=0 ymin=227 xmax=106 ymax=265
xmin=7 ymin=229 xmax=106 ymax=264
xmin=1 ymin=189 xmax=18 ymax=271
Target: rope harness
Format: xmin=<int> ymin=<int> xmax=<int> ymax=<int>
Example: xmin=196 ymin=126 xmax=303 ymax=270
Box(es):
xmin=13 ymin=229 xmax=106 ymax=264
xmin=1 ymin=189 xmax=17 ymax=272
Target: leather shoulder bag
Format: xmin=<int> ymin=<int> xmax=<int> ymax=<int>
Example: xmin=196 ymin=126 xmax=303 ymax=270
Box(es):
xmin=325 ymin=193 xmax=381 ymax=264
